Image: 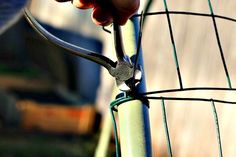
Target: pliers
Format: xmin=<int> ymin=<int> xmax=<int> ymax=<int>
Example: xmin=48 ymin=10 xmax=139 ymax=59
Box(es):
xmin=24 ymin=8 xmax=141 ymax=91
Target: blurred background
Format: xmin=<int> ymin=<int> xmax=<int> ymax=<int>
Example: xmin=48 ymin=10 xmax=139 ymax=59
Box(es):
xmin=1 ymin=0 xmax=236 ymax=157
xmin=0 ymin=0 xmax=115 ymax=156
xmin=142 ymin=1 xmax=236 ymax=157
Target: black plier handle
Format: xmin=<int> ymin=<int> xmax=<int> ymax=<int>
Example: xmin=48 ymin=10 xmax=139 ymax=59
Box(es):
xmin=24 ymin=8 xmax=141 ymax=91
xmin=24 ymin=8 xmax=116 ymax=71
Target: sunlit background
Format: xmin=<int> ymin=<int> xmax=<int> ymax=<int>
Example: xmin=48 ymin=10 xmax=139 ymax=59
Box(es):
xmin=142 ymin=1 xmax=236 ymax=157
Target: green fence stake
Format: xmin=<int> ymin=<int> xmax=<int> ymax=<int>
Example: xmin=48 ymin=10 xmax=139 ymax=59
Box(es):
xmin=116 ymin=18 xmax=152 ymax=157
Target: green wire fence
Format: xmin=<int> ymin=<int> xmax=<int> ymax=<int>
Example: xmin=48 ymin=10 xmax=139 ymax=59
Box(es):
xmin=110 ymin=0 xmax=236 ymax=156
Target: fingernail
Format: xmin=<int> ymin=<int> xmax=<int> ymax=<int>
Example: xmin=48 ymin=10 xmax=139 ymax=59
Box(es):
xmin=72 ymin=0 xmax=93 ymax=9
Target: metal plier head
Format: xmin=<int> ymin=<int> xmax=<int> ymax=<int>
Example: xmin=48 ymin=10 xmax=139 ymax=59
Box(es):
xmin=110 ymin=23 xmax=142 ymax=91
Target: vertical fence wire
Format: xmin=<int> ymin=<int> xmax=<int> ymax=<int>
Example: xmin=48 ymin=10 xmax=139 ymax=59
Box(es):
xmin=163 ymin=0 xmax=183 ymax=89
xmin=110 ymin=96 xmax=136 ymax=157
xmin=110 ymin=108 xmax=121 ymax=157
xmin=161 ymin=99 xmax=173 ymax=157
xmin=211 ymin=100 xmax=224 ymax=157
xmin=207 ymin=0 xmax=232 ymax=88
xmin=132 ymin=12 xmax=144 ymax=80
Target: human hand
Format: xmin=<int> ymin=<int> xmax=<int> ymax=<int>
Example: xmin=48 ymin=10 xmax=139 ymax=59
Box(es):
xmin=55 ymin=0 xmax=140 ymax=26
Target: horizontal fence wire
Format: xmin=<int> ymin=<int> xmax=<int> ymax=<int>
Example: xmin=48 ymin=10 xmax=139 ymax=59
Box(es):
xmin=133 ymin=12 xmax=236 ymax=23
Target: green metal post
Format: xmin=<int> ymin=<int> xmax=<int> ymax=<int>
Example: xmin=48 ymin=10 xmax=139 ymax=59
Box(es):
xmin=117 ymin=18 xmax=152 ymax=157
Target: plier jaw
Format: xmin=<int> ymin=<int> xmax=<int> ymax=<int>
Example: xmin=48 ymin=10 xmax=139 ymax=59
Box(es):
xmin=114 ymin=65 xmax=142 ymax=92
xmin=109 ymin=23 xmax=142 ymax=92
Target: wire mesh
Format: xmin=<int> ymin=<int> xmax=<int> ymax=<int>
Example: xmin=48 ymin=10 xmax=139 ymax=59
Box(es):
xmin=111 ymin=0 xmax=236 ymax=156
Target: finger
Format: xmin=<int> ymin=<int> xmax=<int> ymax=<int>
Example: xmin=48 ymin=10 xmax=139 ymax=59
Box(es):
xmin=72 ymin=0 xmax=94 ymax=9
xmin=92 ymin=6 xmax=113 ymax=26
xmin=111 ymin=0 xmax=139 ymax=12
xmin=114 ymin=15 xmax=128 ymax=25
xmin=113 ymin=10 xmax=136 ymax=25
xmin=54 ymin=0 xmax=71 ymax=2
xmin=112 ymin=0 xmax=140 ymax=25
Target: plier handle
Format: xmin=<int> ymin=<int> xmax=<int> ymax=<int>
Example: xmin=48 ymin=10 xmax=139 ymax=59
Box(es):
xmin=24 ymin=8 xmax=141 ymax=91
